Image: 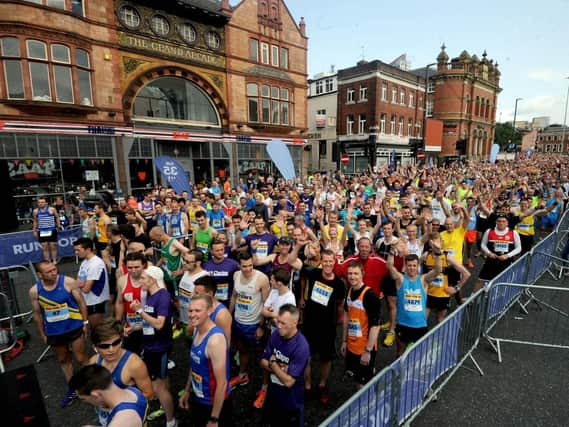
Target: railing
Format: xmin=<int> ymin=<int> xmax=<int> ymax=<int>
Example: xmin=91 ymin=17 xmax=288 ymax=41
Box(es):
xmin=320 ymin=207 xmax=569 ymax=426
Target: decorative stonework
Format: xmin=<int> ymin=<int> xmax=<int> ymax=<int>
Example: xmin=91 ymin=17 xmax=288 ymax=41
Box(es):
xmin=207 ymin=73 xmax=224 ymax=90
xmin=123 ymin=56 xmax=149 ymax=75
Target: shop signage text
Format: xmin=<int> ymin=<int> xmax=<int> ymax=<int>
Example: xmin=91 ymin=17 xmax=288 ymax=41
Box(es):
xmin=88 ymin=126 xmax=115 ymax=135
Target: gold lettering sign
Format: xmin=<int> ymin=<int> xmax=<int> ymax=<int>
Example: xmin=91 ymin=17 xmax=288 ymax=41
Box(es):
xmin=118 ymin=32 xmax=225 ymax=68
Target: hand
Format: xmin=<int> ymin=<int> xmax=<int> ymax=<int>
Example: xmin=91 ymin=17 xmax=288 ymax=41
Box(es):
xmin=178 ymin=390 xmax=191 ymax=410
xmin=130 ymin=300 xmax=141 ymax=312
xmin=340 ymin=342 xmax=347 ymax=357
xmin=444 ymin=286 xmax=458 ymax=295
xmin=250 ymin=239 xmax=259 ymax=250
xmin=360 ymin=351 xmax=371 ymax=366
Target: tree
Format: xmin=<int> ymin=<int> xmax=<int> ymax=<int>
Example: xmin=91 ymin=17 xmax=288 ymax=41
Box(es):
xmin=494 ymin=122 xmax=521 ymax=150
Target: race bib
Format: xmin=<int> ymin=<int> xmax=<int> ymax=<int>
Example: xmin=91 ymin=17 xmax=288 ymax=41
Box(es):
xmin=518 ymin=224 xmax=530 ymax=231
xmin=256 ymin=241 xmax=268 ymax=257
xmin=431 ymin=275 xmax=444 ymax=288
xmin=348 ymin=319 xmax=363 ymax=337
xmin=191 ymin=372 xmax=204 ymax=398
xmin=196 ymin=241 xmax=209 ymax=254
xmin=142 ymin=320 xmax=154 ymax=336
xmin=44 ymin=303 xmax=70 ymax=323
xmin=310 ymin=281 xmax=333 ymax=306
xmin=126 ymin=313 xmax=142 ymax=328
xmin=494 ymin=242 xmax=509 ymax=253
xmin=178 ymin=287 xmax=192 ymax=305
xmin=215 ymin=283 xmax=229 ymax=301
xmin=39 ymin=230 xmax=52 ymax=237
xmin=236 ymin=295 xmax=252 ymax=313
xmin=212 ymin=219 xmax=222 ymax=228
xmin=404 ymin=292 xmax=422 ymax=312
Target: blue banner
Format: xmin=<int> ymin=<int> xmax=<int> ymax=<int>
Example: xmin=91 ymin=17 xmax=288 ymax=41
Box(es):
xmin=398 ymin=312 xmax=462 ymax=423
xmin=154 ymin=156 xmax=192 ymax=196
xmin=266 ymin=139 xmax=296 ymax=181
xmin=0 ymin=227 xmax=81 ymax=267
xmin=489 ymin=143 xmax=500 ymax=163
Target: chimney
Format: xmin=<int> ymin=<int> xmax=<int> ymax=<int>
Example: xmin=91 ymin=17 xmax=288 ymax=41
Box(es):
xmin=299 ymin=17 xmax=306 ymax=36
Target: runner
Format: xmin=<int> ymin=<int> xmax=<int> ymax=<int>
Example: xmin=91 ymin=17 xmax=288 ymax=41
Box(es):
xmin=32 ymin=196 xmax=61 ymax=263
xmin=203 ymin=240 xmax=239 ymax=307
xmin=178 ymin=250 xmax=209 ymax=330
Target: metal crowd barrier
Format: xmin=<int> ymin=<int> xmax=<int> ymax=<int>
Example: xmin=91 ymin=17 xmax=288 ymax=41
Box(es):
xmin=321 ymin=208 xmax=569 ymax=427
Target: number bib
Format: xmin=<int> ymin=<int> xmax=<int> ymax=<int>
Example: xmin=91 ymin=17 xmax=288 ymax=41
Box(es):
xmin=236 ymin=295 xmax=252 ymax=313
xmin=39 ymin=229 xmax=53 ymax=237
xmin=431 ymin=275 xmax=444 ymax=288
xmin=215 ymin=283 xmax=229 ymax=301
xmin=196 ymin=242 xmax=209 ymax=254
xmin=44 ymin=303 xmax=70 ymax=323
xmin=348 ymin=319 xmax=363 ymax=337
xmin=518 ymin=224 xmax=530 ymax=231
xmin=404 ymin=292 xmax=422 ymax=312
xmin=212 ymin=219 xmax=222 ymax=228
xmin=256 ymin=242 xmax=268 ymax=257
xmin=310 ymin=281 xmax=333 ymax=306
xmin=494 ymin=242 xmax=509 ymax=253
xmin=178 ymin=287 xmax=193 ymax=306
xmin=191 ymin=372 xmax=204 ymax=398
xmin=126 ymin=313 xmax=143 ymax=328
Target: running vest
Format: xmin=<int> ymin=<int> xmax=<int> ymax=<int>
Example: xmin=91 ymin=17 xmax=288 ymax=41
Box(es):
xmin=95 ymin=351 xmax=134 ymax=426
xmin=106 ymin=387 xmax=148 ymax=426
xmin=37 ymin=275 xmax=83 ymax=336
xmin=346 ymin=286 xmax=373 ymax=355
xmin=140 ymin=200 xmax=154 ymax=219
xmin=190 ymin=325 xmax=230 ymax=405
xmin=515 ymin=215 xmax=535 ymax=236
xmin=161 ymin=238 xmax=183 ymax=282
xmin=195 ymin=227 xmax=214 ymax=260
xmin=37 ymin=206 xmax=56 ymax=235
xmin=487 ymin=229 xmax=515 ymax=255
xmin=178 ymin=270 xmax=209 ymax=325
xmin=209 ymin=210 xmax=225 ymax=232
xmin=155 ymin=213 xmax=168 ymax=233
xmin=122 ymin=274 xmax=144 ymax=329
xmin=169 ymin=211 xmax=183 ymax=237
xmin=233 ymin=270 xmax=264 ymax=325
xmin=96 ymin=215 xmax=110 ymax=243
xmin=425 ymin=253 xmax=450 ymax=298
xmin=397 ymin=275 xmax=427 ymax=328
xmin=210 ymin=303 xmax=224 ymax=324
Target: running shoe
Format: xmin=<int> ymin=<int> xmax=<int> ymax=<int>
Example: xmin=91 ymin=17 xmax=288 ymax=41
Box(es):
xmin=380 ymin=321 xmax=391 ymax=331
xmin=383 ymin=331 xmax=396 ymax=347
xmin=147 ymin=408 xmax=165 ymax=421
xmin=229 ymin=373 xmax=250 ymax=389
xmin=172 ymin=325 xmax=184 ymax=339
xmin=60 ymin=389 xmax=78 ymax=408
xmin=318 ymin=385 xmax=330 ymax=406
xmin=253 ymin=388 xmax=267 ymax=409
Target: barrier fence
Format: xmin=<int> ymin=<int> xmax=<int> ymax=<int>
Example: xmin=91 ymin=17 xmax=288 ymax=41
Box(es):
xmin=321 ymin=207 xmax=569 ymax=427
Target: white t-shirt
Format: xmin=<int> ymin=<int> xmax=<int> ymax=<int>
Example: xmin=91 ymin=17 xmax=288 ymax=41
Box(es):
xmin=78 ymin=255 xmax=110 ymax=307
xmin=178 ymin=270 xmax=209 ymax=325
xmin=264 ymin=289 xmax=296 ymax=330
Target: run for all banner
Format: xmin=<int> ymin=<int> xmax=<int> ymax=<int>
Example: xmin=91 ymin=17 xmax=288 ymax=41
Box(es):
xmin=0 ymin=227 xmax=81 ymax=268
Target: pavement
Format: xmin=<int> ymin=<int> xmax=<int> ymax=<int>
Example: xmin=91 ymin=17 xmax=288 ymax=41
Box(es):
xmin=1 ymin=252 xmax=568 ymax=426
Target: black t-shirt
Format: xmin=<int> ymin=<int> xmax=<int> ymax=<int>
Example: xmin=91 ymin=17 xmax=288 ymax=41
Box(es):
xmin=304 ymin=269 xmax=345 ymax=327
xmin=344 ymin=285 xmax=381 ymax=326
xmin=357 ymin=213 xmax=378 ymax=227
xmin=133 ymin=233 xmax=152 ymax=248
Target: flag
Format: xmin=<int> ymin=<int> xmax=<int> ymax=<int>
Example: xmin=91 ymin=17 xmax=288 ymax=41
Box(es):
xmin=489 ymin=144 xmax=500 ymax=164
xmin=266 ymin=139 xmax=296 ymax=181
xmin=154 ymin=156 xmax=192 ymax=197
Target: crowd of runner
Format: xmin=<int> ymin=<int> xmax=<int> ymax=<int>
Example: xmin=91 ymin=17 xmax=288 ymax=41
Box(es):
xmin=28 ymin=155 xmax=569 ymax=427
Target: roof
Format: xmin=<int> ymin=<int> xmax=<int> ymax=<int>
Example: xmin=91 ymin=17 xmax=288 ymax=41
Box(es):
xmin=410 ymin=67 xmax=437 ymax=79
xmin=176 ymin=0 xmax=231 ymax=20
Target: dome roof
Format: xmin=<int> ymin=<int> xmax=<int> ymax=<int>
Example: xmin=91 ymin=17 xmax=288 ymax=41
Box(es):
xmin=437 ymin=43 xmax=449 ymax=62
xmin=458 ymin=50 xmax=470 ymax=61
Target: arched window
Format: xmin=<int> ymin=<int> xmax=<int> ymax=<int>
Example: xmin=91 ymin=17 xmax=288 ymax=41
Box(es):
xmin=133 ymin=77 xmax=219 ymax=125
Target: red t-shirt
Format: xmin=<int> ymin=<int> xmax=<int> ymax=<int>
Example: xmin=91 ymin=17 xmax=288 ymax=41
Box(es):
xmin=334 ymin=254 xmax=388 ymax=296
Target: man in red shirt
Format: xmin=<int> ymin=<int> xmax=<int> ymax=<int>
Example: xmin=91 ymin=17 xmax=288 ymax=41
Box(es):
xmin=335 ymin=237 xmax=388 ymax=297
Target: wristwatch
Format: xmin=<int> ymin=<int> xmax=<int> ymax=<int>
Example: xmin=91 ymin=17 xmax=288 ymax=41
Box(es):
xmin=209 ymin=416 xmax=219 ymax=423
xmin=136 ymin=308 xmax=143 ymax=315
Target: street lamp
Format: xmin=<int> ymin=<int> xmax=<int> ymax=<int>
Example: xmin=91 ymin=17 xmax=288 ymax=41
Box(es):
xmin=512 ymin=97 xmax=523 ymax=139
xmin=561 ymin=77 xmax=569 ymax=152
xmin=419 ymin=63 xmax=437 ymax=163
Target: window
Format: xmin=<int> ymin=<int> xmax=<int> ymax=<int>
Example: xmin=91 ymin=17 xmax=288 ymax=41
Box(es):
xmin=319 ymin=140 xmax=327 ymax=157
xmin=381 ymin=83 xmax=387 ymax=101
xmin=26 ymin=40 xmax=50 ymax=101
xmin=247 ymin=83 xmax=259 ymax=122
xmin=71 ymin=0 xmax=83 ymax=16
xmin=392 ymin=87 xmax=397 ymax=103
xmin=180 ymin=23 xmax=197 ymax=44
xmin=1 ymin=38 xmax=24 ymax=99
xmin=390 ymin=115 xmax=396 ymax=134
xmin=317 ymin=109 xmax=326 ymax=115
xmin=280 ymin=48 xmax=288 ymax=69
xmin=249 ymin=39 xmax=259 ymax=62
xmin=465 ymin=94 xmax=470 ymax=114
xmin=118 ymin=5 xmax=141 ymax=29
xmin=409 ymin=92 xmax=414 ymax=107
xmin=359 ymin=85 xmax=367 ymax=101
xmin=271 ymin=45 xmax=279 ymax=67
xmin=398 ymin=117 xmax=404 ymax=136
xmin=407 ymin=119 xmax=413 ymax=136
xmin=346 ymin=115 xmax=354 ymax=135
xmin=261 ymin=43 xmax=269 ymax=64
xmin=47 ymin=0 xmax=65 ymax=9
xmin=347 ymin=88 xmax=355 ymax=103
xmin=51 ymin=44 xmax=73 ymax=103
xmin=150 ymin=15 xmax=170 ymax=36
xmin=427 ymin=81 xmax=435 ymax=93
xmin=426 ymin=101 xmax=433 ymax=117
xmin=205 ymin=32 xmax=221 ymax=50
xmin=325 ymin=78 xmax=333 ymax=92
xmin=416 ymin=120 xmax=422 ymax=137
xmin=380 ymin=114 xmax=386 ymax=133
xmin=400 ymin=89 xmax=405 ymax=105
xmin=315 ymin=80 xmax=323 ymax=95
xmin=76 ymin=49 xmax=92 ymax=105
xmin=358 ymin=114 xmax=366 ymax=134
xmin=246 ymin=83 xmax=292 ymax=125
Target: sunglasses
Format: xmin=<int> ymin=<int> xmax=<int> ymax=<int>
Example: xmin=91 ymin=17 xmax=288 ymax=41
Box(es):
xmin=96 ymin=338 xmax=122 ymax=349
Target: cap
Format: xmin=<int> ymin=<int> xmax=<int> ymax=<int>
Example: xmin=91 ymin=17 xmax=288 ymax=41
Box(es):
xmin=144 ymin=265 xmax=166 ymax=288
xmin=278 ymin=236 xmax=293 ymax=245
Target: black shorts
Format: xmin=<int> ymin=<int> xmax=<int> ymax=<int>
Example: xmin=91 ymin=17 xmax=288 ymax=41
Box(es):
xmin=143 ymin=350 xmax=170 ymax=380
xmin=381 ymin=276 xmax=397 ymax=297
xmin=108 ymin=268 xmax=118 ymax=296
xmin=87 ymin=301 xmax=107 ymax=315
xmin=123 ymin=329 xmax=143 ymax=356
xmin=192 ymin=396 xmax=234 ymax=427
xmin=446 ymin=268 xmax=460 ymax=287
xmin=479 ymin=258 xmax=513 ymax=281
xmin=263 ymin=396 xmax=303 ymax=427
xmin=303 ymin=325 xmax=336 ymax=361
xmin=38 ymin=230 xmax=58 ymax=243
xmin=95 ymin=241 xmax=109 ymax=253
xmin=427 ymin=295 xmax=450 ymax=311
xmin=46 ymin=326 xmax=83 ymax=347
xmin=345 ymin=350 xmax=376 ymax=385
xmin=395 ymin=324 xmax=428 ymax=344
xmin=476 ymin=217 xmax=488 ymax=233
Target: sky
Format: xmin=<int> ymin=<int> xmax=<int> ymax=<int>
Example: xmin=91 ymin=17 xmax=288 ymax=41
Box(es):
xmin=247 ymin=0 xmax=569 ymax=125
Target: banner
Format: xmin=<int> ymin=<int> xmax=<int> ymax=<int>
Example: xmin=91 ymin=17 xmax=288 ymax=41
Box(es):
xmin=0 ymin=227 xmax=81 ymax=268
xmin=266 ymin=139 xmax=296 ymax=181
xmin=398 ymin=312 xmax=462 ymax=423
xmin=489 ymin=143 xmax=500 ymax=164
xmin=154 ymin=156 xmax=192 ymax=197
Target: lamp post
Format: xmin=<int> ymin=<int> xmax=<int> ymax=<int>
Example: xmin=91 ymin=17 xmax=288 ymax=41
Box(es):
xmin=561 ymin=77 xmax=569 ymax=153
xmin=420 ymin=63 xmax=437 ymax=163
xmin=512 ymin=97 xmax=523 ymax=145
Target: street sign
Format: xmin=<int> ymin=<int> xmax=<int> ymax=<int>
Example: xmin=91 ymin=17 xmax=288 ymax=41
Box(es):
xmin=85 ymin=170 xmax=99 ymax=181
xmin=341 ymin=153 xmax=349 ymax=165
xmin=417 ymin=149 xmax=425 ymax=161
